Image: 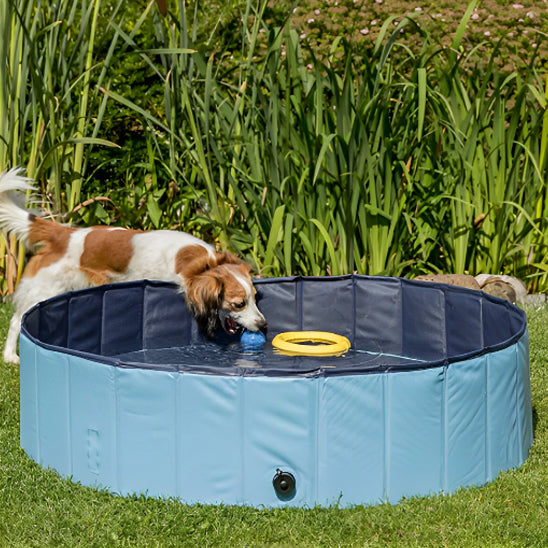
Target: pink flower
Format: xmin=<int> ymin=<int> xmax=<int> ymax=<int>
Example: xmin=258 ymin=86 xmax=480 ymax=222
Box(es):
xmin=360 ymin=28 xmax=369 ymax=35
xmin=512 ymin=3 xmax=524 ymax=8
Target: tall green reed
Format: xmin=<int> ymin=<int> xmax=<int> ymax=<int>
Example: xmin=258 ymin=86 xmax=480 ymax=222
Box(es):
xmin=1 ymin=0 xmax=122 ymax=204
xmin=417 ymin=41 xmax=546 ymax=282
xmin=5 ymin=0 xmax=547 ymax=291
xmin=0 ymin=0 xmax=123 ymax=293
xmin=0 ymin=0 xmax=39 ymax=294
xmin=113 ymin=5 xmax=423 ymax=276
xmin=105 ymin=0 xmax=547 ymax=287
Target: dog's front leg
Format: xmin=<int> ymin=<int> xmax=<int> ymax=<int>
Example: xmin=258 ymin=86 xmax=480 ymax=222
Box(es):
xmin=4 ymin=311 xmax=23 ymax=364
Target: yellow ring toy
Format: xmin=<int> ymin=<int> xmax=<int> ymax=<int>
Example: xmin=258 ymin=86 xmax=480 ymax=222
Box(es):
xmin=272 ymin=331 xmax=351 ymax=357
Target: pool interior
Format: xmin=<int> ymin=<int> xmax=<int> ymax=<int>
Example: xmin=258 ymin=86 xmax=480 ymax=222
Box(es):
xmin=21 ymin=276 xmax=527 ymax=376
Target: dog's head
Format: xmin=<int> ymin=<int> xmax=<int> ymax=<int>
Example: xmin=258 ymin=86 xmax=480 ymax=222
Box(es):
xmin=177 ymin=245 xmax=267 ymax=338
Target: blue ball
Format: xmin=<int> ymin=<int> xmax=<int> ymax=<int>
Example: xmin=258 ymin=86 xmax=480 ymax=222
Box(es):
xmin=240 ymin=330 xmax=266 ymax=350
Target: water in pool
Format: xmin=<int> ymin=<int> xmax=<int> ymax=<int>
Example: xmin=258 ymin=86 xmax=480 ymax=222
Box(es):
xmin=113 ymin=336 xmax=426 ymax=375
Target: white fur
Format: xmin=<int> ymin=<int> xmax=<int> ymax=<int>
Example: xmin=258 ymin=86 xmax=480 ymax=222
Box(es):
xmin=115 ymin=231 xmax=213 ymax=287
xmin=0 ymin=167 xmax=36 ymax=247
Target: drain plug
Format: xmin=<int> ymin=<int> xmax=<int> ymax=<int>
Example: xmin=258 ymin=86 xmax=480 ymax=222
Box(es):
xmin=273 ymin=469 xmax=296 ymax=498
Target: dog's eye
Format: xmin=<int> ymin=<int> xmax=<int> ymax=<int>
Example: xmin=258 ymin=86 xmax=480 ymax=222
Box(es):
xmin=232 ymin=301 xmax=246 ymax=310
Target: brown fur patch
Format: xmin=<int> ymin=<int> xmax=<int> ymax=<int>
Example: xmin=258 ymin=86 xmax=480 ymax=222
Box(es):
xmin=218 ymin=263 xmax=253 ymax=307
xmin=23 ymin=218 xmax=75 ymax=278
xmin=79 ymin=227 xmax=141 ymax=284
xmin=175 ymin=245 xmax=214 ymax=280
xmin=185 ymin=271 xmax=224 ymax=316
xmin=175 ymin=244 xmax=245 ymax=279
xmin=187 ymin=264 xmax=251 ymax=304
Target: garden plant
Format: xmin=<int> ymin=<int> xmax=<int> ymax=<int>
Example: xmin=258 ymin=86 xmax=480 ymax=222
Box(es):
xmin=1 ymin=0 xmax=548 ymax=290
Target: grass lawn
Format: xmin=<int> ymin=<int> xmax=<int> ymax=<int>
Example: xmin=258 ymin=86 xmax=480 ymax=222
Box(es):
xmin=0 ymin=300 xmax=547 ymax=547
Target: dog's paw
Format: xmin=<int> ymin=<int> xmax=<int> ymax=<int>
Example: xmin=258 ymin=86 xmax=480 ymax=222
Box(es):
xmin=3 ymin=349 xmax=20 ymax=365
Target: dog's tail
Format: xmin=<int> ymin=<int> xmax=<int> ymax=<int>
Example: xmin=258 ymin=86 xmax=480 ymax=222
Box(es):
xmin=0 ymin=167 xmax=38 ymax=248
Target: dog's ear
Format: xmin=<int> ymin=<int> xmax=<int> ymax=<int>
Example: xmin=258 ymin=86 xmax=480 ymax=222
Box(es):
xmin=176 ymin=244 xmax=252 ymax=278
xmin=176 ymin=244 xmax=218 ymax=279
xmin=214 ymin=251 xmax=244 ymax=267
xmin=185 ymin=272 xmax=224 ymax=337
xmin=215 ymin=252 xmax=255 ymax=280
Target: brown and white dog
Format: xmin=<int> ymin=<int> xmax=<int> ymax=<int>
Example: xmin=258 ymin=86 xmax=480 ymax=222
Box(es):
xmin=0 ymin=168 xmax=266 ymax=364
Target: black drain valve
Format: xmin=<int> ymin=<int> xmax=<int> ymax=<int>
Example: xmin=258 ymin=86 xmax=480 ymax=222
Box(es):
xmin=273 ymin=469 xmax=296 ymax=499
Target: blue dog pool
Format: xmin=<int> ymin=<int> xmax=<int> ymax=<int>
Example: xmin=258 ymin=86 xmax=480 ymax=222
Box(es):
xmin=19 ymin=275 xmax=532 ymax=507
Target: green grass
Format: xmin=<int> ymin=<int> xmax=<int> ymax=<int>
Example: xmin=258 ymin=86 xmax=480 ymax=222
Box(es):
xmin=1 ymin=300 xmax=547 ymax=547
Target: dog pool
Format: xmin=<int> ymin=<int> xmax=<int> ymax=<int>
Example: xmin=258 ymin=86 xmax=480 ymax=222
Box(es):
xmin=19 ymin=275 xmax=532 ymax=507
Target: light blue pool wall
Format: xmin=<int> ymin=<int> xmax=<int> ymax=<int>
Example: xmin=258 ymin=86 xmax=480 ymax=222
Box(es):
xmin=20 ymin=329 xmax=532 ymax=508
